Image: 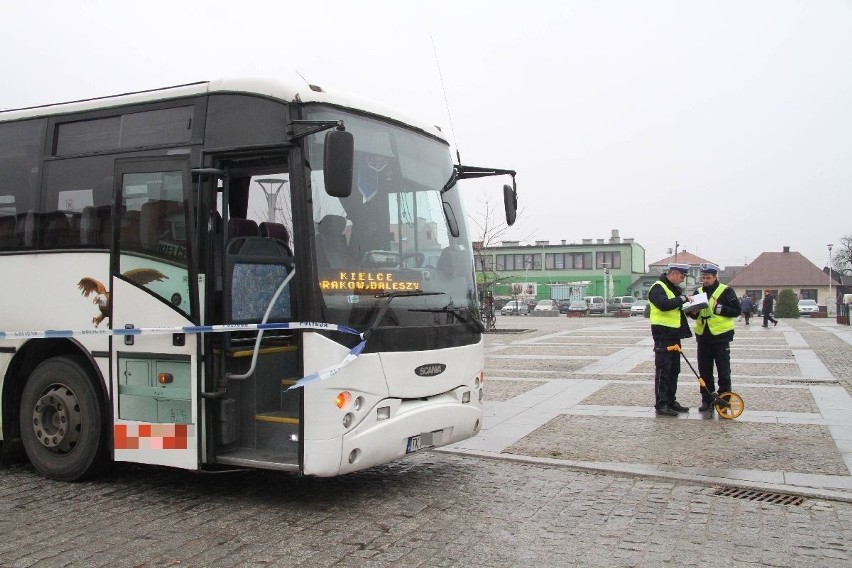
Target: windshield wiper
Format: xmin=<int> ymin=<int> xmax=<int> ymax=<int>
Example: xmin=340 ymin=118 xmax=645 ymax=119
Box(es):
xmin=363 ymin=290 xmax=446 ymax=340
xmin=409 ymin=305 xmax=486 ymax=333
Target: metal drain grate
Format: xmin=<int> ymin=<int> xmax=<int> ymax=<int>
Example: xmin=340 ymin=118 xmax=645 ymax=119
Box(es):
xmin=712 ymin=486 xmax=804 ymax=506
xmin=791 ymin=379 xmax=839 ymax=385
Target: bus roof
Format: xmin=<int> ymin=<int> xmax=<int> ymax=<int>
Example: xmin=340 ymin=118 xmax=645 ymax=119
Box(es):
xmin=0 ymin=77 xmax=449 ymax=143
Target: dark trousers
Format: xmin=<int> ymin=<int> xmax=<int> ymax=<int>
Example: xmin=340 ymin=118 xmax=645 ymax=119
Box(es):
xmin=697 ymin=341 xmax=731 ymax=401
xmin=653 ymin=338 xmax=681 ymax=409
xmin=762 ymin=311 xmax=777 ymax=326
xmin=742 ymin=310 xmax=751 ymax=324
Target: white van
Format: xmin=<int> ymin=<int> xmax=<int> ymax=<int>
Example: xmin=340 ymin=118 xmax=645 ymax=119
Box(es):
xmin=584 ymin=296 xmax=605 ymax=314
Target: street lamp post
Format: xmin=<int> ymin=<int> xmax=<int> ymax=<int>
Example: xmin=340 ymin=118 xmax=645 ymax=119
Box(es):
xmin=256 ymin=178 xmax=289 ymax=224
xmin=828 ymin=243 xmax=834 ymax=316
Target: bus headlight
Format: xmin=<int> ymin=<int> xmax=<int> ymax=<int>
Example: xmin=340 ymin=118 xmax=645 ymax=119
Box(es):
xmin=342 ymin=412 xmax=354 ymax=428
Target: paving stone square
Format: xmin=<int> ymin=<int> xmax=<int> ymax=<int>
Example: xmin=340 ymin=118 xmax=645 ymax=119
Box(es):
xmin=485 ymin=379 xmax=547 ymax=402
xmin=582 ymin=382 xmax=820 ymax=413
xmin=504 ymin=414 xmax=849 ymax=475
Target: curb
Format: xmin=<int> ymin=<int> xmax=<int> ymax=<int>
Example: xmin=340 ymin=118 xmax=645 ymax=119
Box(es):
xmin=433 ymin=447 xmax=852 ymax=504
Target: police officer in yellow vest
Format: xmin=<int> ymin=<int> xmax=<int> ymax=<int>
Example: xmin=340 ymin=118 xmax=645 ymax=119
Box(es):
xmin=689 ymin=263 xmax=741 ymax=412
xmin=649 ymin=263 xmax=694 ymax=416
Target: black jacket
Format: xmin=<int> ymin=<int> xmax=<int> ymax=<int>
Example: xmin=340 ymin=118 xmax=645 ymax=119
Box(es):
xmin=690 ymin=280 xmax=741 ymax=344
xmin=648 ymin=274 xmax=693 ymax=340
xmin=762 ymin=294 xmax=774 ymax=314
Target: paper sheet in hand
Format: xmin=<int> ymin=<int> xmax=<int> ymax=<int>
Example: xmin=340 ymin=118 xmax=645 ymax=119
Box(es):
xmin=682 ymin=292 xmax=708 ymax=311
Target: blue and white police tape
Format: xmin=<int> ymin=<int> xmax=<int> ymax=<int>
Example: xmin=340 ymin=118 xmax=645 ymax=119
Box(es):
xmin=286 ymin=339 xmax=367 ymax=391
xmin=0 ymin=321 xmax=363 ymax=341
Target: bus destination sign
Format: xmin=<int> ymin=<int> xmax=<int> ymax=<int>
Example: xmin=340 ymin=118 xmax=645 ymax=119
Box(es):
xmin=319 ymin=270 xmax=422 ymax=294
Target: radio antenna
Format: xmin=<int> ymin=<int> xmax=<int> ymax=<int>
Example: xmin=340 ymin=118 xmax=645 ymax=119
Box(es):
xmin=430 ymin=34 xmax=461 ymax=164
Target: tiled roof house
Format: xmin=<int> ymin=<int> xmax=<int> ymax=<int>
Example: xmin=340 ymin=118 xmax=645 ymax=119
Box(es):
xmin=727 ymin=246 xmax=837 ymax=307
xmin=631 ymin=251 xmax=716 ymax=298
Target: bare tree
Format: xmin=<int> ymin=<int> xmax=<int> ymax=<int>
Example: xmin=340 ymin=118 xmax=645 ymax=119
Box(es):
xmin=833 ymin=234 xmax=852 ymax=275
xmin=468 ymin=195 xmax=531 ymax=329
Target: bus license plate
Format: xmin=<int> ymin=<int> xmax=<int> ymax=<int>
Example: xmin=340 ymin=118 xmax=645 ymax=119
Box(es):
xmin=406 ymin=430 xmax=440 ymax=454
xmin=406 ymin=435 xmax=422 ymax=453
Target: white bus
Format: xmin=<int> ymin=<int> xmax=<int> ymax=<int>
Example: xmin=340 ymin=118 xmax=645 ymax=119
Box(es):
xmin=0 ymin=78 xmax=517 ymax=481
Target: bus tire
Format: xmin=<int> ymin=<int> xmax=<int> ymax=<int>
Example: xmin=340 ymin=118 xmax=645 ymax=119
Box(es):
xmin=19 ymin=356 xmax=107 ymax=481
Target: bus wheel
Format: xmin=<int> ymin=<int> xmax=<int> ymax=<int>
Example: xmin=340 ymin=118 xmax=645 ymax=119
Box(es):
xmin=19 ymin=356 xmax=107 ymax=481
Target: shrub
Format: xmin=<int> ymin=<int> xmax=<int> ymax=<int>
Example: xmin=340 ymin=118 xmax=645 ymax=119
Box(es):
xmin=775 ymin=289 xmax=800 ymax=318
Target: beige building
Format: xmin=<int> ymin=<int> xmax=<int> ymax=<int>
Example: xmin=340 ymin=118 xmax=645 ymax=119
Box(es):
xmin=728 ymin=246 xmax=837 ymax=309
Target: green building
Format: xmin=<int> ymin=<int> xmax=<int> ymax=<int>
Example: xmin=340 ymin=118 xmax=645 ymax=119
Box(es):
xmin=473 ymin=229 xmax=646 ymax=301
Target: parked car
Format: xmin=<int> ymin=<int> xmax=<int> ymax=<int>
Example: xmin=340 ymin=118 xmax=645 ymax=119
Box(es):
xmin=585 ymin=296 xmax=605 ymax=314
xmin=611 ymin=296 xmax=636 ymax=311
xmin=567 ymin=300 xmax=589 ymax=314
xmin=501 ymin=299 xmax=529 ymax=316
xmin=630 ymin=299 xmax=649 ymax=316
xmin=798 ymin=299 xmax=819 ymax=315
xmin=557 ymin=299 xmax=572 ymax=314
xmin=533 ymin=299 xmax=558 ymax=312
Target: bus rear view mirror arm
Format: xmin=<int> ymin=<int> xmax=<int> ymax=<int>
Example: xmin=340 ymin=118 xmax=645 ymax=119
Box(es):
xmin=440 ymin=164 xmax=518 ymax=226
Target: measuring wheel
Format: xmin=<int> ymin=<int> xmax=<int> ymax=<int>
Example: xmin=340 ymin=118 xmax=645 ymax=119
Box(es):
xmin=714 ymin=391 xmax=745 ymax=419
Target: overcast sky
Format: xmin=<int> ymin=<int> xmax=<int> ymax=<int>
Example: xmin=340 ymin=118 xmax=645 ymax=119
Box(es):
xmin=3 ymin=0 xmax=850 ymax=270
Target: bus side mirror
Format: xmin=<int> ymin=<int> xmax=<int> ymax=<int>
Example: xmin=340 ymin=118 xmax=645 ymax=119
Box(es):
xmin=324 ymin=129 xmax=354 ymax=198
xmin=503 ymin=184 xmax=517 ymax=226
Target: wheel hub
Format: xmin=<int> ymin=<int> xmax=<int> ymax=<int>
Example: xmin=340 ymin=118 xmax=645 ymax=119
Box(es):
xmin=31 ymin=385 xmax=82 ymax=453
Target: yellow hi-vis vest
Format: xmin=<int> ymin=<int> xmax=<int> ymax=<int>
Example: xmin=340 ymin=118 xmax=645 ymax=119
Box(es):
xmin=694 ymin=283 xmax=736 ymax=335
xmin=649 ymin=281 xmax=681 ymax=328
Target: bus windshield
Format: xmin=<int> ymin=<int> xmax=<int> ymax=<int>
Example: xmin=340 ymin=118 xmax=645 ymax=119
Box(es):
xmin=307 ymin=108 xmax=478 ymax=333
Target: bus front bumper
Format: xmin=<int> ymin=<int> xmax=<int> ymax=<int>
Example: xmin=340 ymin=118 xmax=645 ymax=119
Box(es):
xmin=303 ymin=387 xmax=482 ymax=476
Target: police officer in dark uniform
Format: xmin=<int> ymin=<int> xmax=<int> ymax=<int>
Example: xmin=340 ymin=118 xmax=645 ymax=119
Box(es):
xmin=689 ymin=263 xmax=741 ymax=411
xmin=648 ymin=263 xmax=694 ymax=416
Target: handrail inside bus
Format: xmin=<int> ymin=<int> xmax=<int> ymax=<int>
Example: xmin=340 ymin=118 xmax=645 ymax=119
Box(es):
xmin=225 ymin=268 xmax=296 ymax=381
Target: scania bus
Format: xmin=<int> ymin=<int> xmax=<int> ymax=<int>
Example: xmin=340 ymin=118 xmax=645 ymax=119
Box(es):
xmin=0 ymin=78 xmax=517 ymax=481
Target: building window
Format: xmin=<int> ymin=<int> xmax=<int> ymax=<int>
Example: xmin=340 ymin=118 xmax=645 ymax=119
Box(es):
xmin=477 ymin=255 xmax=493 ymax=271
xmin=567 ymin=252 xmax=592 ymax=269
xmin=800 ymin=289 xmax=817 ymax=301
xmin=596 ymin=251 xmax=621 ymax=269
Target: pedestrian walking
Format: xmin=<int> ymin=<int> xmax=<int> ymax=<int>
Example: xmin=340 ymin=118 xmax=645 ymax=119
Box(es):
xmin=648 ymin=263 xmax=694 ymax=416
xmin=688 ymin=263 xmax=742 ymax=412
xmin=740 ymin=294 xmax=754 ymax=325
xmin=761 ymin=289 xmax=778 ymax=327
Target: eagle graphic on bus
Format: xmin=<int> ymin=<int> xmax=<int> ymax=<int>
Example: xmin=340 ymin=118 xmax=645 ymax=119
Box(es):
xmin=77 ymin=268 xmax=168 ymax=327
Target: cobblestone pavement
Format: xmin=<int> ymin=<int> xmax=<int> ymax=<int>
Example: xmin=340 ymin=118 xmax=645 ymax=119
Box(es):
xmin=1 ymin=316 xmax=851 ymax=567
xmin=2 ymin=453 xmax=851 ymax=567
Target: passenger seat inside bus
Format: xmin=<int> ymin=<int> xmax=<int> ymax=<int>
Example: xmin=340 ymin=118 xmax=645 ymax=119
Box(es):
xmin=41 ymin=211 xmax=76 ymax=248
xmin=259 ymin=221 xmax=292 ymax=256
xmin=227 ymin=218 xmax=259 ymax=240
xmin=0 ymin=214 xmax=15 ymax=250
xmin=139 ymin=200 xmax=184 ymax=252
xmin=80 ymin=205 xmax=113 ymax=247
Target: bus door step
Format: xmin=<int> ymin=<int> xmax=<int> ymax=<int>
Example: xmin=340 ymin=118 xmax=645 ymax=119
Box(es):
xmin=255 ymin=412 xmax=300 ymax=456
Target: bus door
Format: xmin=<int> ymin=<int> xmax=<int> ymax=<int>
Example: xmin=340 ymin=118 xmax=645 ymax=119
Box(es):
xmin=110 ymin=158 xmax=200 ymax=470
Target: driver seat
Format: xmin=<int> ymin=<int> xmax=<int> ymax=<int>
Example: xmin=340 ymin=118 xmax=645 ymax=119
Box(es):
xmin=316 ymin=214 xmax=349 ymax=267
